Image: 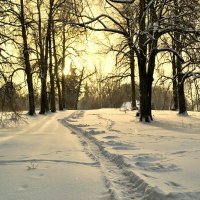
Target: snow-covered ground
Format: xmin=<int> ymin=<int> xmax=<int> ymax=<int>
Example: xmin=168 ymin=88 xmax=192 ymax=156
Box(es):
xmin=63 ymin=109 xmax=200 ymax=200
xmin=0 ymin=111 xmax=111 ymax=200
xmin=1 ymin=109 xmax=200 ymax=200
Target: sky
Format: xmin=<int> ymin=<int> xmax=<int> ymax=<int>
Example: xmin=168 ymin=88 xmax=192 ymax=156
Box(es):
xmin=64 ymin=0 xmax=121 ymax=75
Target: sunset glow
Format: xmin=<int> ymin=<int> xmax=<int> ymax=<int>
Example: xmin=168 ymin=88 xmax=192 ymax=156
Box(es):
xmin=63 ymin=66 xmax=70 ymax=76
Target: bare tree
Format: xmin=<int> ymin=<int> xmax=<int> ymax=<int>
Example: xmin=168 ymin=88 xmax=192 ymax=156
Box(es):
xmin=64 ymin=0 xmax=138 ymax=108
xmin=0 ymin=0 xmax=36 ymax=115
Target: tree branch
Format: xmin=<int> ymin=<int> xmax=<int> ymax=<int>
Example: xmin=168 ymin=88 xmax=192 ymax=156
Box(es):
xmin=157 ymin=48 xmax=184 ymax=63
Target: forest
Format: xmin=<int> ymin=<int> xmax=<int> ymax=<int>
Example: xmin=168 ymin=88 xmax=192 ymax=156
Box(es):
xmin=0 ymin=0 xmax=200 ymax=123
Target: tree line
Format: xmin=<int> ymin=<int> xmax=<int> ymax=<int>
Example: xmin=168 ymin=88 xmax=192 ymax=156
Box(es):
xmin=0 ymin=0 xmax=84 ymax=115
xmin=70 ymin=0 xmax=200 ymax=121
xmin=0 ymin=0 xmax=200 ymax=122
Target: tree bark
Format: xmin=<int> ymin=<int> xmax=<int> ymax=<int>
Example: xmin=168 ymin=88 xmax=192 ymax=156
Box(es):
xmin=39 ymin=0 xmax=55 ymax=114
xmin=37 ymin=0 xmax=49 ymax=114
xmin=129 ymin=48 xmax=136 ymax=109
xmin=178 ymin=73 xmax=187 ymax=114
xmin=61 ymin=22 xmax=67 ymax=109
xmin=20 ymin=0 xmax=35 ymax=115
xmin=48 ymin=25 xmax=56 ymax=112
xmin=173 ymin=0 xmax=187 ymax=114
xmin=52 ymin=21 xmax=63 ymax=110
xmin=139 ymin=76 xmax=152 ymax=122
xmin=172 ymin=53 xmax=178 ymax=110
xmin=74 ymin=68 xmax=84 ymax=110
xmin=147 ymin=39 xmax=158 ymax=120
xmin=126 ymin=13 xmax=136 ymax=109
xmin=137 ymin=0 xmax=153 ymax=122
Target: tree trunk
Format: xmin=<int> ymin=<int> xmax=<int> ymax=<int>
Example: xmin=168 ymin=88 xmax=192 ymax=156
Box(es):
xmin=178 ymin=73 xmax=187 ymax=114
xmin=61 ymin=75 xmax=66 ymax=109
xmin=40 ymin=0 xmax=55 ymax=114
xmin=37 ymin=0 xmax=49 ymax=114
xmin=39 ymin=53 xmax=49 ymax=114
xmin=172 ymin=53 xmax=178 ymax=110
xmin=52 ymin=21 xmax=63 ymax=110
xmin=137 ymin=0 xmax=152 ymax=122
xmin=138 ymin=51 xmax=153 ymax=122
xmin=48 ymin=27 xmax=56 ymax=112
xmin=26 ymin=73 xmax=35 ymax=115
xmin=61 ymin=22 xmax=66 ymax=109
xmin=40 ymin=78 xmax=48 ymax=114
xmin=20 ymin=0 xmax=35 ymax=115
xmin=147 ymin=1 xmax=159 ymax=120
xmin=147 ymin=39 xmax=158 ymax=121
xmin=129 ymin=48 xmax=136 ymax=109
xmin=139 ymin=74 xmax=152 ymax=122
xmin=176 ymin=39 xmax=187 ymax=114
xmin=127 ymin=16 xmax=136 ymax=109
xmin=173 ymin=0 xmax=187 ymax=114
xmin=74 ymin=68 xmax=84 ymax=110
xmin=147 ymin=75 xmax=153 ymax=121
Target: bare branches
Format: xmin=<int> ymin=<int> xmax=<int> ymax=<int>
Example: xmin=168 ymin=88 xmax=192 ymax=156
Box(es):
xmin=61 ymin=13 xmax=128 ymax=36
xmin=110 ymin=0 xmax=135 ymax=3
xmin=157 ymin=48 xmax=184 ymax=63
xmin=158 ymin=27 xmax=200 ymax=37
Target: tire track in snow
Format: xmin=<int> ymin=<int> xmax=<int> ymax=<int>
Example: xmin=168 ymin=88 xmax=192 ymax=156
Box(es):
xmin=17 ymin=114 xmax=55 ymax=134
xmin=24 ymin=113 xmax=58 ymax=134
xmin=16 ymin=113 xmax=61 ymax=137
xmin=0 ymin=158 xmax=99 ymax=167
xmin=0 ymin=114 xmax=52 ymax=143
xmin=61 ymin=113 xmax=144 ymax=200
xmin=1 ymin=113 xmax=62 ymax=145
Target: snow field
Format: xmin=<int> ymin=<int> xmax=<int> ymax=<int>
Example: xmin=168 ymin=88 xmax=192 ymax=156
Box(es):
xmin=0 ymin=111 xmax=111 ymax=200
xmin=64 ymin=109 xmax=200 ymax=200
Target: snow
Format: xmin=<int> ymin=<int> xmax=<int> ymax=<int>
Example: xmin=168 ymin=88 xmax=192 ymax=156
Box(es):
xmin=63 ymin=109 xmax=200 ymax=200
xmin=120 ymin=101 xmax=133 ymax=111
xmin=0 ymin=111 xmax=111 ymax=200
xmin=1 ymin=109 xmax=200 ymax=200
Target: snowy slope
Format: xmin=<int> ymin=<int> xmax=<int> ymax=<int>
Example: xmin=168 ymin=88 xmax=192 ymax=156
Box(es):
xmin=64 ymin=109 xmax=200 ymax=200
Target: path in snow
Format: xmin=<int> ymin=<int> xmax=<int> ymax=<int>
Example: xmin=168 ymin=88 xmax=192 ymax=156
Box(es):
xmin=62 ymin=111 xmax=145 ymax=200
xmin=0 ymin=112 xmax=111 ymax=200
xmin=64 ymin=109 xmax=200 ymax=200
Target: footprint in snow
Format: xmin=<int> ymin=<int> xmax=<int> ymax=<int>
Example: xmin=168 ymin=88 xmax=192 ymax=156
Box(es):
xmin=105 ymin=141 xmax=137 ymax=150
xmin=39 ymin=173 xmax=44 ymax=177
xmin=18 ymin=184 xmax=28 ymax=191
xmin=103 ymin=136 xmax=119 ymax=139
xmin=171 ymin=150 xmax=187 ymax=155
xmin=135 ymin=161 xmax=180 ymax=172
xmin=77 ymin=124 xmax=89 ymax=127
xmin=142 ymin=173 xmax=157 ymax=179
xmin=132 ymin=154 xmax=181 ymax=172
xmin=166 ymin=181 xmax=181 ymax=188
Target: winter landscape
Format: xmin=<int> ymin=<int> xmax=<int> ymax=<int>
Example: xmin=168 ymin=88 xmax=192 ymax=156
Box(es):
xmin=1 ymin=0 xmax=200 ymax=199
xmin=0 ymin=110 xmax=200 ymax=200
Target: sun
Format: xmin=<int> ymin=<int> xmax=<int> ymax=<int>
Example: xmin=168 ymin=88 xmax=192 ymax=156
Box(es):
xmin=63 ymin=66 xmax=70 ymax=76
